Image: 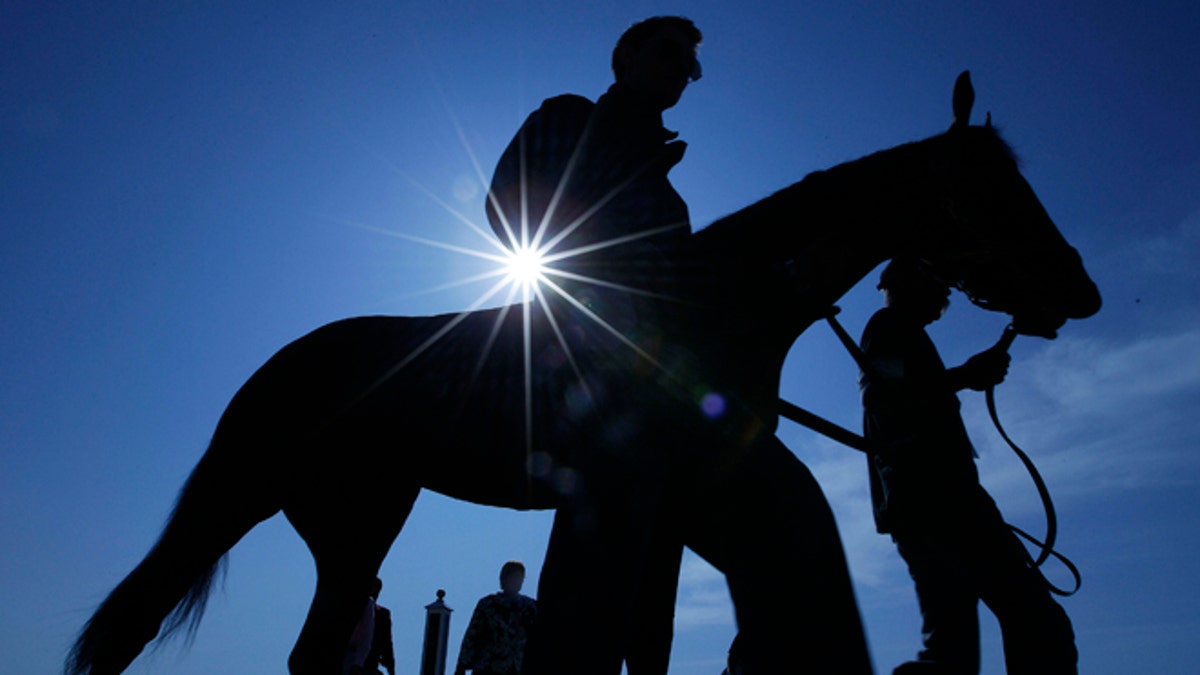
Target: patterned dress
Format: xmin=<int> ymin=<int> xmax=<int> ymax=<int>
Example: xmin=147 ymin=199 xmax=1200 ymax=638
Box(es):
xmin=455 ymin=592 xmax=537 ymax=675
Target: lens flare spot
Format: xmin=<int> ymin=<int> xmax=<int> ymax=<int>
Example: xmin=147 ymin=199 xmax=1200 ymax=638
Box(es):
xmin=553 ymin=467 xmax=578 ymax=496
xmin=527 ymin=451 xmax=553 ymax=479
xmin=700 ymin=392 xmax=726 ymax=419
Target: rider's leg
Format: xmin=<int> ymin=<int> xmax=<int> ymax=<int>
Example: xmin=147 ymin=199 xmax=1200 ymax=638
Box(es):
xmin=684 ymin=436 xmax=874 ymax=674
xmin=522 ymin=452 xmax=682 ymax=675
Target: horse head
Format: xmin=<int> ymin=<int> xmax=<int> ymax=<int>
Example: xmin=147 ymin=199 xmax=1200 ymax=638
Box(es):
xmin=916 ymin=71 xmax=1101 ymax=338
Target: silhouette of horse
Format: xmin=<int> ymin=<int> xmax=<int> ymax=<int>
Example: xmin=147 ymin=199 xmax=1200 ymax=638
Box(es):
xmin=68 ymin=73 xmax=1100 ymax=675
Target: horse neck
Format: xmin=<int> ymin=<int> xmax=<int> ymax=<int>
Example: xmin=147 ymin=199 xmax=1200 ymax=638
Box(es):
xmin=695 ymin=132 xmax=956 ymax=321
xmin=672 ymin=133 xmax=974 ymax=427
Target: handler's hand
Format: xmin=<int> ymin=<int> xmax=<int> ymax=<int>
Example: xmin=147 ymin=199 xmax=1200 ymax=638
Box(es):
xmin=954 ymin=349 xmax=1010 ymax=391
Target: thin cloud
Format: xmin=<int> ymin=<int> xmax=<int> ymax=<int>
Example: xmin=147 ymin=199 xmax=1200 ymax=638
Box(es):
xmin=1028 ymin=328 xmax=1200 ymax=409
xmin=965 ymin=321 xmax=1200 ymax=506
xmin=1128 ymin=167 xmax=1200 ymax=279
xmin=779 ymin=319 xmax=1200 ymax=589
xmin=801 ymin=436 xmax=911 ymax=589
xmin=674 ymin=553 xmax=734 ymax=630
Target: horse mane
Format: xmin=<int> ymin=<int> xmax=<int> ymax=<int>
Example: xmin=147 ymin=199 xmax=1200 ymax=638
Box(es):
xmin=693 ymin=123 xmax=1020 ymax=264
xmin=969 ymin=122 xmax=1020 ymax=165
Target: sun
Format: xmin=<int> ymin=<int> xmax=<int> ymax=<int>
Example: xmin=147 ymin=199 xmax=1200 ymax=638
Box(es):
xmin=503 ymin=244 xmax=549 ymax=291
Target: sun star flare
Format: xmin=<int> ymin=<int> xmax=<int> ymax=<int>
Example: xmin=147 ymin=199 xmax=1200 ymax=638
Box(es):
xmin=503 ymin=245 xmax=550 ymax=293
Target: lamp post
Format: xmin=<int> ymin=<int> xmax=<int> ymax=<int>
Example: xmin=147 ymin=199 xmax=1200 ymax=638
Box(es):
xmin=420 ymin=589 xmax=453 ymax=675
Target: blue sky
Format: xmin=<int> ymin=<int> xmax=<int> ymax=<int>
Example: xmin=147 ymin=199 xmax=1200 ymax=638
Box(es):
xmin=3 ymin=2 xmax=1198 ymax=673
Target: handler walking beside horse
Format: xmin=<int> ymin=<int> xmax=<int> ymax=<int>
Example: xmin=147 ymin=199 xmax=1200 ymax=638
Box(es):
xmin=860 ymin=258 xmax=1077 ymax=674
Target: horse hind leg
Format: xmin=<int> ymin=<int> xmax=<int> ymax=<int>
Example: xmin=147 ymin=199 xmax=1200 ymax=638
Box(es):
xmin=284 ymin=482 xmax=420 ymax=675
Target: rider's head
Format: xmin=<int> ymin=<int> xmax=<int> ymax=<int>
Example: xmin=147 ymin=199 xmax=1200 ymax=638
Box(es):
xmin=878 ymin=257 xmax=951 ymax=325
xmin=612 ymin=16 xmax=702 ymax=112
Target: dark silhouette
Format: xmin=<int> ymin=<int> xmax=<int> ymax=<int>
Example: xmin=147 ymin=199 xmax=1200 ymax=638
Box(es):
xmin=346 ymin=577 xmax=395 ymax=675
xmin=487 ymin=16 xmax=698 ymax=259
xmin=454 ymin=561 xmax=537 ymax=675
xmin=64 ymin=70 xmax=1101 ymax=675
xmin=859 ymin=258 xmax=1078 ymax=674
xmin=487 ymin=18 xmax=702 ymax=674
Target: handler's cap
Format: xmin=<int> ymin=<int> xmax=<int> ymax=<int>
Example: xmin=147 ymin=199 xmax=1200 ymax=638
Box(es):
xmin=877 ymin=257 xmax=945 ymax=291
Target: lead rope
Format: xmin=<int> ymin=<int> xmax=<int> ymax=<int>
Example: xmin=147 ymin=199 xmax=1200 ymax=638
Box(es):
xmin=779 ymin=308 xmax=1080 ymax=596
xmin=984 ymin=326 xmax=1081 ymax=595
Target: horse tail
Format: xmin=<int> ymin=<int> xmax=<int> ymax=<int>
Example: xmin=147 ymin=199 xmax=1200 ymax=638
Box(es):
xmin=66 ymin=425 xmax=280 ymax=675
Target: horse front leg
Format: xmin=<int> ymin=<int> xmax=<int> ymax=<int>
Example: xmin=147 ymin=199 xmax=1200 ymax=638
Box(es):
xmin=682 ymin=436 xmax=873 ymax=675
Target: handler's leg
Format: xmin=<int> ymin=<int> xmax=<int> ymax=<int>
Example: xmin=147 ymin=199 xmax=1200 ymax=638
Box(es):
xmin=970 ymin=491 xmax=1077 ymax=674
xmin=892 ymin=531 xmax=982 ymax=673
xmin=685 ymin=437 xmax=873 ymax=674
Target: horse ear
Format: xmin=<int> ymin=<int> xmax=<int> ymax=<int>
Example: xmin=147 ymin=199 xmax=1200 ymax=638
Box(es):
xmin=985 ymin=111 xmax=993 ymax=128
xmin=952 ymin=70 xmax=974 ymax=129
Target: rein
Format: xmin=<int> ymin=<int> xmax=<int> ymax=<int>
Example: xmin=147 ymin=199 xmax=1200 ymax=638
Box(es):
xmin=777 ymin=308 xmax=1080 ymax=596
